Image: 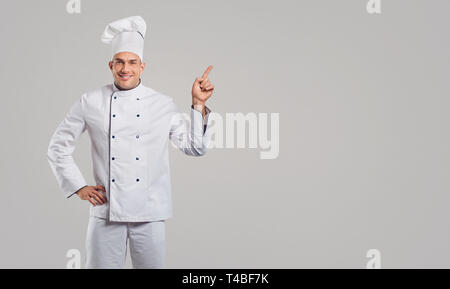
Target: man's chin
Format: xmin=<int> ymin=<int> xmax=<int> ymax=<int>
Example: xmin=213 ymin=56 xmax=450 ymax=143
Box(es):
xmin=116 ymin=79 xmax=138 ymax=90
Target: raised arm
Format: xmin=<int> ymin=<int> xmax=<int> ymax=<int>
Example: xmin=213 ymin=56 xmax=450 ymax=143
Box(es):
xmin=169 ymin=65 xmax=215 ymax=156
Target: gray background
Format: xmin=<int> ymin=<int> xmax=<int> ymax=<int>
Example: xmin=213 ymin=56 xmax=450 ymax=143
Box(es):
xmin=0 ymin=0 xmax=449 ymax=268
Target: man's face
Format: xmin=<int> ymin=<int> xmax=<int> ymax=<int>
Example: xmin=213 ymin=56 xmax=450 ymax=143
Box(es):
xmin=109 ymin=51 xmax=146 ymax=90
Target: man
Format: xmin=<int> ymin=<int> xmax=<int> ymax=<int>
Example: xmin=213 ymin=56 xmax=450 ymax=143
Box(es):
xmin=47 ymin=16 xmax=214 ymax=269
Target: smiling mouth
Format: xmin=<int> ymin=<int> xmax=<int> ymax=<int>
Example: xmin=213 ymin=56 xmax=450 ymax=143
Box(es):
xmin=118 ymin=74 xmax=133 ymax=80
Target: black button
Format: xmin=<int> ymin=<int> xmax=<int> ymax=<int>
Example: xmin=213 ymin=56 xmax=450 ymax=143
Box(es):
xmin=136 ymin=114 xmax=140 ymax=117
xmin=113 ymin=114 xmax=116 ymax=117
xmin=136 ymin=135 xmax=139 ymax=138
xmin=114 ymin=96 xmax=117 ymax=99
xmin=136 ymin=178 xmax=140 ymax=182
xmin=112 ymin=179 xmax=115 ymax=182
xmin=136 ymin=157 xmax=139 ymax=160
xmin=112 ymin=135 xmax=115 ymax=138
xmin=112 ymin=157 xmax=115 ymax=160
xmin=137 ymin=97 xmax=140 ymax=100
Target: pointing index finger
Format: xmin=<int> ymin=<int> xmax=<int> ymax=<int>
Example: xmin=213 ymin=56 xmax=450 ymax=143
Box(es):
xmin=201 ymin=65 xmax=213 ymax=80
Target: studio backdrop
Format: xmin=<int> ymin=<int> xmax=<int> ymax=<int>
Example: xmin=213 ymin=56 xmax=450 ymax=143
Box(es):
xmin=1 ymin=0 xmax=449 ymax=268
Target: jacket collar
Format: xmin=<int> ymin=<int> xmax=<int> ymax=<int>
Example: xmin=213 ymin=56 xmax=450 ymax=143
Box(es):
xmin=112 ymin=79 xmax=147 ymax=97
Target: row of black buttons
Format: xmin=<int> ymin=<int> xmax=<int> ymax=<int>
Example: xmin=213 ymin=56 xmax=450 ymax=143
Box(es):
xmin=112 ymin=114 xmax=140 ymax=117
xmin=113 ymin=96 xmax=140 ymax=100
xmin=111 ymin=157 xmax=140 ymax=160
xmin=111 ymin=178 xmax=140 ymax=182
xmin=112 ymin=135 xmax=140 ymax=138
xmin=111 ymin=134 xmax=140 ymax=139
xmin=111 ymin=94 xmax=142 ymax=185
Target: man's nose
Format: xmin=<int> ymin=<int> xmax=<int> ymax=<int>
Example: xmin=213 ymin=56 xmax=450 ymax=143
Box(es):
xmin=120 ymin=63 xmax=131 ymax=73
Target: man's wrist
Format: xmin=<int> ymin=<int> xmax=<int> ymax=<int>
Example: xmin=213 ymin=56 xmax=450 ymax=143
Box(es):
xmin=192 ymin=102 xmax=206 ymax=117
xmin=75 ymin=185 xmax=87 ymax=196
xmin=192 ymin=104 xmax=205 ymax=112
xmin=192 ymin=97 xmax=205 ymax=106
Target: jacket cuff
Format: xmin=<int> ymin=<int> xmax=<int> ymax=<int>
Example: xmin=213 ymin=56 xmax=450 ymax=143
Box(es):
xmin=191 ymin=105 xmax=211 ymax=134
xmin=66 ymin=184 xmax=87 ymax=199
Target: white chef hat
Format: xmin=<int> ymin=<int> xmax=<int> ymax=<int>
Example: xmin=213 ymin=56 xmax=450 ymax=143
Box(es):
xmin=101 ymin=16 xmax=147 ymax=61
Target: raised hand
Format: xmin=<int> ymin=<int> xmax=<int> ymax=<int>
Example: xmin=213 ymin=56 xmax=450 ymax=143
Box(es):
xmin=192 ymin=65 xmax=214 ymax=106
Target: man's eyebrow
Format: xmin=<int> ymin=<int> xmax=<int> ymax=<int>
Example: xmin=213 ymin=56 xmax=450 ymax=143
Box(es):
xmin=113 ymin=58 xmax=139 ymax=62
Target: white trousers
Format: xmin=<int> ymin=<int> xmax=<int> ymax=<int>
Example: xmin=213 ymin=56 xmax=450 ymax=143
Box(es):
xmin=85 ymin=216 xmax=166 ymax=269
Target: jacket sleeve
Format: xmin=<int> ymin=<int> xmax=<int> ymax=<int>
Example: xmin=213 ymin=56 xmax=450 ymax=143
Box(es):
xmin=47 ymin=94 xmax=88 ymax=198
xmin=169 ymin=103 xmax=212 ymax=156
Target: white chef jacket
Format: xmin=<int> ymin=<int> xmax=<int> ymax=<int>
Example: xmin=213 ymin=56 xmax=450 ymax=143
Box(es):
xmin=47 ymin=81 xmax=212 ymax=222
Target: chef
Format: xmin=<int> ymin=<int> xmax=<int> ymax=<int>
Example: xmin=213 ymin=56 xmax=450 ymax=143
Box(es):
xmin=47 ymin=16 xmax=215 ymax=269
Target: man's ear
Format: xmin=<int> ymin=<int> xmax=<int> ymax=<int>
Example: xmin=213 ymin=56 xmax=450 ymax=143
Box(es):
xmin=108 ymin=61 xmax=113 ymax=71
xmin=140 ymin=61 xmax=146 ymax=72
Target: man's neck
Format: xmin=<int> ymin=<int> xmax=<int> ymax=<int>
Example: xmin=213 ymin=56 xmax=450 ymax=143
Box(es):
xmin=114 ymin=79 xmax=141 ymax=91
